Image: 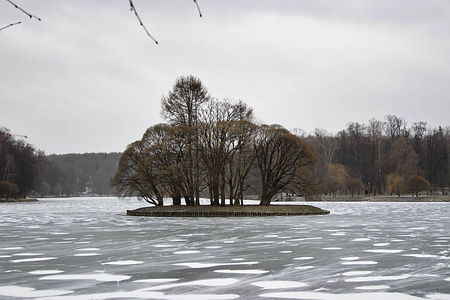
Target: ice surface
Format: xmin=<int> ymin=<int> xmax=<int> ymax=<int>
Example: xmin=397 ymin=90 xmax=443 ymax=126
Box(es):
xmin=259 ymin=291 xmax=426 ymax=299
xmin=0 ymin=198 xmax=449 ymax=299
xmin=345 ymin=275 xmax=410 ymax=282
xmin=174 ymin=261 xmax=259 ymax=268
xmin=142 ymin=278 xmax=240 ymax=291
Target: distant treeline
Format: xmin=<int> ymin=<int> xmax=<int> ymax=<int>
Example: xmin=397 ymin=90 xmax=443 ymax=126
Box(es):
xmin=2 ymin=114 xmax=449 ymax=200
xmin=300 ymin=115 xmax=449 ymax=197
xmin=36 ymin=153 xmax=121 ymax=197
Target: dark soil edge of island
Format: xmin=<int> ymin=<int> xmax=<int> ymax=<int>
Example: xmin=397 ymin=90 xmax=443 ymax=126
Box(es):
xmin=127 ymin=204 xmax=330 ymax=217
xmin=0 ymin=198 xmax=39 ymax=203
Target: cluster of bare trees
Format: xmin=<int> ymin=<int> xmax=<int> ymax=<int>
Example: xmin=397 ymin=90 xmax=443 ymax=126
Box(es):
xmin=112 ymin=75 xmax=317 ymax=206
xmin=303 ymin=116 xmax=449 ymax=197
xmin=0 ymin=127 xmax=46 ymax=200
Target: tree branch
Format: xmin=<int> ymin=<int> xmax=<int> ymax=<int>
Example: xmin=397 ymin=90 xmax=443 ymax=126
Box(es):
xmin=129 ymin=0 xmax=158 ymax=44
xmin=6 ymin=0 xmax=41 ymax=21
xmin=0 ymin=21 xmax=21 ymax=31
xmin=194 ymin=0 xmax=202 ymax=18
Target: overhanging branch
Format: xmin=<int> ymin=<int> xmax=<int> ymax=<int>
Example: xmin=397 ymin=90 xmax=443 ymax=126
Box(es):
xmin=0 ymin=21 xmax=21 ymax=31
xmin=129 ymin=0 xmax=158 ymax=44
xmin=194 ymin=0 xmax=202 ymax=18
xmin=6 ymin=0 xmax=41 ymax=21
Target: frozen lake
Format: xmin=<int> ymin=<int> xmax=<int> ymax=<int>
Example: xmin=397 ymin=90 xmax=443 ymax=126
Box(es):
xmin=0 ymin=198 xmax=449 ymax=300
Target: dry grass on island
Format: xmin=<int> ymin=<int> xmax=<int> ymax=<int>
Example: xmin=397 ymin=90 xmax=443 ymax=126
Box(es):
xmin=127 ymin=204 xmax=330 ymax=217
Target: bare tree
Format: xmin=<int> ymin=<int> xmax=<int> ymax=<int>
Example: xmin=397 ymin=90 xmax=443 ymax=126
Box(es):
xmin=367 ymin=118 xmax=384 ymax=195
xmin=325 ymin=163 xmax=348 ymax=197
xmin=253 ymin=124 xmax=317 ymax=205
xmin=197 ymin=99 xmax=252 ymax=206
xmin=161 ymin=75 xmax=210 ymax=205
xmin=406 ymin=175 xmax=431 ymax=197
xmin=112 ymin=124 xmax=176 ymax=206
xmin=386 ymin=173 xmax=405 ymax=197
xmin=387 ymin=136 xmax=418 ymax=178
xmin=306 ymin=128 xmax=338 ymax=178
xmin=384 ymin=115 xmax=408 ymax=142
xmin=346 ymin=177 xmax=364 ymax=197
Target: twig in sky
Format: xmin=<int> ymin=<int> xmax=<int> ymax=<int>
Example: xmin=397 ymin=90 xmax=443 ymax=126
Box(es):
xmin=194 ymin=0 xmax=202 ymax=18
xmin=6 ymin=0 xmax=41 ymax=21
xmin=0 ymin=21 xmax=21 ymax=31
xmin=129 ymin=0 xmax=158 ymax=44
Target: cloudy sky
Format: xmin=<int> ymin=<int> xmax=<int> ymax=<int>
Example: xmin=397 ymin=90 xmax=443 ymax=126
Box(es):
xmin=1 ymin=0 xmax=449 ymax=154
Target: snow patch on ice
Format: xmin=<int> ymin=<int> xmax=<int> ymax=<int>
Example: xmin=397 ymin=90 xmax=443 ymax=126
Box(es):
xmin=142 ymin=278 xmax=239 ymax=291
xmin=342 ymin=261 xmax=378 ymax=265
xmin=174 ymin=250 xmax=200 ymax=255
xmin=364 ymin=249 xmax=403 ymax=254
xmin=102 ymin=260 xmax=143 ymax=265
xmin=134 ymin=279 xmax=180 ymax=283
xmin=340 ymin=257 xmax=359 ymax=261
xmin=373 ymin=243 xmax=390 ymax=247
xmin=73 ymin=253 xmax=100 ymax=257
xmin=0 ymin=285 xmax=73 ymax=298
xmin=295 ymin=266 xmax=315 ymax=270
xmin=214 ymin=269 xmax=269 ymax=274
xmin=345 ymin=275 xmax=410 ymax=282
xmin=402 ymin=254 xmax=438 ymax=258
xmin=40 ymin=273 xmax=131 ymax=282
xmin=12 ymin=253 xmax=43 ymax=256
xmin=343 ymin=271 xmax=373 ymax=276
xmin=0 ymin=247 xmax=23 ymax=250
xmin=76 ymin=248 xmax=100 ymax=251
xmin=11 ymin=257 xmax=57 ymax=263
xmin=29 ymin=270 xmax=64 ymax=275
xmin=354 ymin=285 xmax=390 ymax=290
xmin=174 ymin=261 xmax=259 ymax=269
xmin=251 ymin=280 xmax=307 ymax=289
xmin=294 ymin=257 xmax=314 ymax=260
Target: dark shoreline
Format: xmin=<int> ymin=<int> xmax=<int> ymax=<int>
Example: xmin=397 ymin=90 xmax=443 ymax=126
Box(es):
xmin=316 ymin=196 xmax=450 ymax=202
xmin=127 ymin=204 xmax=330 ymax=217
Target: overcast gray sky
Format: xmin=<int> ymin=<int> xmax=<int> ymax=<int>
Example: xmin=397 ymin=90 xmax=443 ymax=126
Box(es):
xmin=1 ymin=0 xmax=449 ymax=154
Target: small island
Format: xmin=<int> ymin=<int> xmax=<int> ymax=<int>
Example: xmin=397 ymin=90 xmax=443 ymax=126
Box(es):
xmin=127 ymin=204 xmax=330 ymax=217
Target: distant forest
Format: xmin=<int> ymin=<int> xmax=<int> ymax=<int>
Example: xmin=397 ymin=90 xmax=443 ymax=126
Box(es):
xmin=35 ymin=114 xmax=449 ymax=198
xmin=300 ymin=115 xmax=449 ymax=197
xmin=36 ymin=153 xmax=121 ymax=197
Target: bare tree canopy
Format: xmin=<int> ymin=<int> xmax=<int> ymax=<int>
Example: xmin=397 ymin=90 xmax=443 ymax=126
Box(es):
xmin=113 ymin=76 xmax=318 ymax=206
